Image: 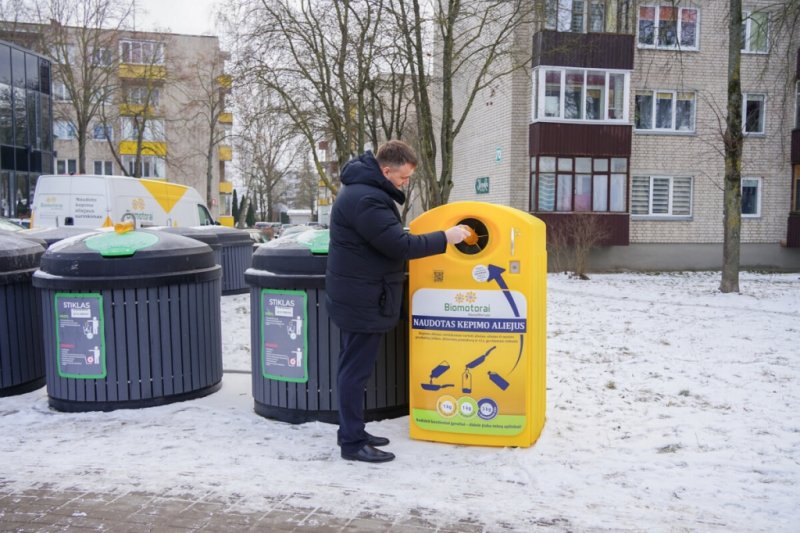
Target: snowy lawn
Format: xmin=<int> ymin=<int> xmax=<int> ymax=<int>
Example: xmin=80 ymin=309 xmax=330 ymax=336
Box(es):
xmin=1 ymin=272 xmax=798 ymax=531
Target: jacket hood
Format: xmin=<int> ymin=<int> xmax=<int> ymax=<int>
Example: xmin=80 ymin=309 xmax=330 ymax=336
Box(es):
xmin=340 ymin=151 xmax=406 ymax=205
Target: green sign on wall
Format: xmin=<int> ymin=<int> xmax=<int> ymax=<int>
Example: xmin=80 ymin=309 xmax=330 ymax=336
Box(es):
xmin=475 ymin=176 xmax=490 ymax=194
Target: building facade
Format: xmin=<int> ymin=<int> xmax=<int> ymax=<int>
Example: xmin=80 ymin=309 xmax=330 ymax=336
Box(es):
xmin=0 ymin=23 xmax=235 ymax=226
xmin=448 ymin=1 xmax=800 ymax=270
xmin=0 ymin=40 xmax=52 ymax=219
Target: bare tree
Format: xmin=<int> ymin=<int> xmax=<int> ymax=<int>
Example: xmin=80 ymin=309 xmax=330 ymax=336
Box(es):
xmin=174 ymin=52 xmax=230 ymax=208
xmin=388 ymin=0 xmax=535 ymax=207
xmin=29 ymin=0 xmax=133 ymax=173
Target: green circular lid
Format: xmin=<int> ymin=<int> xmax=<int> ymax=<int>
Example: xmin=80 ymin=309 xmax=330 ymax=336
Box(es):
xmin=85 ymin=231 xmax=160 ymax=257
xmin=295 ymin=229 xmax=329 ymax=254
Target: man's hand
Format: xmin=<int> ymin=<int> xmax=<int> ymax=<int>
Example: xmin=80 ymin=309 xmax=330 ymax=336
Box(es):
xmin=444 ymin=225 xmax=472 ymax=244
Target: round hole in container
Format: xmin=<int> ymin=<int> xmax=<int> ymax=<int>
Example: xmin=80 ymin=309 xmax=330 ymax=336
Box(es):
xmin=454 ymin=218 xmax=489 ymax=255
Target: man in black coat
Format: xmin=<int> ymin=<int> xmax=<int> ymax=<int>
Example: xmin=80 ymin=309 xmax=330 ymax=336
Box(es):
xmin=326 ymin=140 xmax=469 ymax=463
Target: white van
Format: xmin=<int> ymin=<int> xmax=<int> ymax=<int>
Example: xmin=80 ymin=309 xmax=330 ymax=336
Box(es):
xmin=31 ymin=174 xmax=215 ymax=229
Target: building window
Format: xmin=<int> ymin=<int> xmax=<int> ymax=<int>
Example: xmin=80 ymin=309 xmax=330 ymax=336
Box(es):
xmin=121 ymin=117 xmax=165 ymax=141
xmin=92 ymin=123 xmax=112 ymax=141
xmin=55 ymin=44 xmax=77 ymax=65
xmin=635 ymin=90 xmax=696 ymax=132
xmin=52 ymin=81 xmax=71 ymax=102
xmin=638 ymin=5 xmax=699 ymax=50
xmin=53 ymin=119 xmax=76 ymax=140
xmin=743 ymin=93 xmax=765 ymax=134
xmin=91 ymin=85 xmax=114 ymax=105
xmin=56 ymin=158 xmax=77 ymax=175
xmin=742 ymin=11 xmax=768 ymax=53
xmin=125 ymin=86 xmax=159 ymax=107
xmin=122 ymin=155 xmax=165 ymax=178
xmin=93 ymin=160 xmax=113 ymax=175
xmin=120 ymin=40 xmax=164 ymax=65
xmin=546 ymin=0 xmax=605 ymax=33
xmin=631 ymin=175 xmax=692 ymax=217
xmin=91 ymin=47 xmax=113 ymax=66
xmin=741 ymin=177 xmax=761 ymax=217
xmin=531 ymin=156 xmax=627 ymax=213
xmin=534 ymin=68 xmax=629 ymax=123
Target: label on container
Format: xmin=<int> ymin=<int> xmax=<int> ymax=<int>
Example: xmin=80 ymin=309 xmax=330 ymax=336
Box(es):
xmin=55 ymin=293 xmax=106 ymax=379
xmin=260 ymin=289 xmax=308 ymax=383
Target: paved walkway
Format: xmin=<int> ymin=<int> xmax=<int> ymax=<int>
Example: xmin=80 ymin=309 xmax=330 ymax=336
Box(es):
xmin=0 ymin=486 xmax=487 ymax=532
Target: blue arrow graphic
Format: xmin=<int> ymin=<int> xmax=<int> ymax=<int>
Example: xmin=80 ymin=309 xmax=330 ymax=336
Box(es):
xmin=487 ymin=264 xmax=524 ymax=372
xmin=487 ymin=265 xmax=519 ymax=317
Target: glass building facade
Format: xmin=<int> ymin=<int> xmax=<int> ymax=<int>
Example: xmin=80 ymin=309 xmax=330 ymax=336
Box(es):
xmin=0 ymin=40 xmax=52 ymax=219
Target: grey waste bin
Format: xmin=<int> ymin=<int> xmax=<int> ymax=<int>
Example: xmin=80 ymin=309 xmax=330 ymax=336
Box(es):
xmin=22 ymin=226 xmax=97 ymax=248
xmin=0 ymin=233 xmax=46 ymax=396
xmin=0 ymin=228 xmax=48 ymax=249
xmin=245 ymin=229 xmax=409 ymax=424
xmin=195 ymin=226 xmax=252 ymax=295
xmin=154 ymin=226 xmax=222 ymax=266
xmin=32 ymin=229 xmax=223 ymax=412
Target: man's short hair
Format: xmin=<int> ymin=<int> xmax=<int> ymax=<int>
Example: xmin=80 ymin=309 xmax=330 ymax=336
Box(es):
xmin=376 ymin=140 xmax=417 ymax=168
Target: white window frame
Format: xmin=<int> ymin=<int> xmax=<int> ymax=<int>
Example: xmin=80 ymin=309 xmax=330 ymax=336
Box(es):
xmin=52 ymin=81 xmax=71 ymax=102
xmin=742 ymin=10 xmax=769 ymax=54
xmin=92 ymin=123 xmax=113 ymax=141
xmin=741 ymin=176 xmax=762 ymax=218
xmin=93 ymin=160 xmax=114 ymax=175
xmin=634 ymin=90 xmax=696 ymax=133
xmin=743 ymin=93 xmax=766 ymax=134
xmin=126 ymin=86 xmax=160 ymax=107
xmin=545 ymin=0 xmax=606 ymax=33
xmin=91 ymin=47 xmax=113 ymax=66
xmin=53 ymin=120 xmax=76 ymax=140
xmin=122 ymin=155 xmax=166 ymax=178
xmin=56 ymin=158 xmax=77 ymax=175
xmin=121 ymin=117 xmax=165 ymax=142
xmin=533 ymin=67 xmax=630 ymax=123
xmin=637 ymin=5 xmax=700 ymax=51
xmin=631 ymin=175 xmax=693 ymax=219
xmin=119 ymin=40 xmax=165 ymax=65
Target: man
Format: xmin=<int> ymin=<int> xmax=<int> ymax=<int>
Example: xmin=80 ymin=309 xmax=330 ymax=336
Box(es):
xmin=326 ymin=140 xmax=470 ymax=463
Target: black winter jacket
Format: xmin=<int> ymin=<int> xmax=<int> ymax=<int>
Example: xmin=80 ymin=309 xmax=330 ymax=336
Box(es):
xmin=325 ymin=151 xmax=447 ymax=333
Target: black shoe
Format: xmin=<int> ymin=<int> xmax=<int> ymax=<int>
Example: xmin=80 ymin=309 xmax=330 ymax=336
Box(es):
xmin=337 ymin=432 xmax=390 ymax=447
xmin=341 ymin=444 xmax=395 ymax=463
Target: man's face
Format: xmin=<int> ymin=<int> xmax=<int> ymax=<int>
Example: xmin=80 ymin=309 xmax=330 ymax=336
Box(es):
xmin=382 ymin=163 xmax=415 ymax=189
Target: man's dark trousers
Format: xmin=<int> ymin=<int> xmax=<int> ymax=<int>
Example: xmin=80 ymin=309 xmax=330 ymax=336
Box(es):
xmin=337 ymin=330 xmax=382 ymax=454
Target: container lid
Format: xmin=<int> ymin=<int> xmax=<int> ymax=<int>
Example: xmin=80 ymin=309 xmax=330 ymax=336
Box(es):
xmin=192 ymin=225 xmax=251 ymax=246
xmin=1 ymin=228 xmax=48 ymax=249
xmin=22 ymin=226 xmax=98 ymax=247
xmin=34 ymin=228 xmax=218 ymax=288
xmin=250 ymin=229 xmax=329 ymax=276
xmin=153 ymin=226 xmax=221 ymax=250
xmin=0 ymin=232 xmax=45 ymax=284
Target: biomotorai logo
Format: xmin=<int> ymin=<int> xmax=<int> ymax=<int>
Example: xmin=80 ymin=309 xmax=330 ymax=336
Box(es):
xmin=445 ymin=291 xmax=489 ymax=313
xmin=132 ymin=198 xmax=146 ymax=210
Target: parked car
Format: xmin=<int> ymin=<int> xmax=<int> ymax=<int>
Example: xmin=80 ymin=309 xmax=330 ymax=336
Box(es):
xmin=0 ymin=216 xmax=24 ymax=232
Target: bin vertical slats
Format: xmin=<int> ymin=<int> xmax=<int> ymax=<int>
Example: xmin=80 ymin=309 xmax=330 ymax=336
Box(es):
xmin=0 ymin=286 xmax=13 ymax=387
xmin=305 ymin=289 xmax=319 ymax=412
xmin=6 ymin=284 xmax=21 ymax=385
xmin=111 ymin=289 xmax=127 ymax=401
xmin=161 ymin=285 xmax=175 ymax=396
xmin=179 ymin=284 xmax=192 ymax=393
xmin=148 ymin=286 xmax=163 ymax=397
xmin=125 ymin=288 xmax=141 ymax=400
xmin=137 ymin=287 xmax=152 ymax=399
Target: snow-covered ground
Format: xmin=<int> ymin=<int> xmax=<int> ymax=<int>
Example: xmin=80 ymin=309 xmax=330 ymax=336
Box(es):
xmin=1 ymin=272 xmax=798 ymax=531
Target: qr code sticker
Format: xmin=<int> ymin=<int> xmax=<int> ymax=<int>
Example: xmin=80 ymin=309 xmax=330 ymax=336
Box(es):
xmin=433 ymin=270 xmax=444 ymax=283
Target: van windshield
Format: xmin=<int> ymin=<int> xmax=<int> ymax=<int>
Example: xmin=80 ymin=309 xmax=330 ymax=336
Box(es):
xmin=198 ymin=204 xmax=215 ymax=225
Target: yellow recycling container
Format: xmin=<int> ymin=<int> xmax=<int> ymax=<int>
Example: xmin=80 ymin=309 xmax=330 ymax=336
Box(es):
xmin=408 ymin=202 xmax=546 ymax=447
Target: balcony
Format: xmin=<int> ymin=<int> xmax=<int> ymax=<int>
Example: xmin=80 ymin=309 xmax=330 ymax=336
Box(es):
xmin=792 ymin=129 xmax=800 ymax=164
xmin=216 ymin=74 xmax=232 ymax=89
xmin=218 ymin=112 xmax=233 ymax=125
xmin=119 ymin=141 xmax=167 ymax=157
xmin=218 ymin=145 xmax=232 ymax=161
xmin=532 ymin=30 xmax=635 ymax=70
xmin=529 ymin=123 xmax=631 ymax=157
xmin=219 ymin=181 xmax=233 ymax=194
xmin=119 ymin=103 xmax=155 ymax=116
xmin=119 ymin=63 xmax=167 ymax=80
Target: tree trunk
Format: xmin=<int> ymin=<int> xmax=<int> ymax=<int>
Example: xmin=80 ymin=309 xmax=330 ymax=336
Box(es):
xmin=720 ymin=0 xmax=743 ymax=293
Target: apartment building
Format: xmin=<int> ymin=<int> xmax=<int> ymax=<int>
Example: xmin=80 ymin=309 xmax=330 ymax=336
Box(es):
xmin=0 ymin=22 xmax=235 ymax=226
xmin=448 ymin=1 xmax=800 ymax=270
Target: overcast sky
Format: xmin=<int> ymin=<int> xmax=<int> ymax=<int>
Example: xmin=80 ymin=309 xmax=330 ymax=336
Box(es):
xmin=132 ymin=0 xmax=222 ymax=36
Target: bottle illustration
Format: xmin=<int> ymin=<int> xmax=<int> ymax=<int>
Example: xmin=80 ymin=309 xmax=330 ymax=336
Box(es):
xmin=462 ymin=368 xmax=472 ymax=393
xmin=488 ymin=371 xmax=510 ymax=391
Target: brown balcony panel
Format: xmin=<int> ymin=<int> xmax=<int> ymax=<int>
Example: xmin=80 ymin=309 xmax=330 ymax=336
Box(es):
xmin=792 ymin=129 xmax=800 ymax=164
xmin=533 ymin=212 xmax=629 ymax=246
xmin=788 ymin=214 xmax=800 ymax=248
xmin=532 ymin=30 xmax=635 ymax=70
xmin=796 ymin=47 xmax=800 ymax=78
xmin=530 ymin=123 xmax=631 ymax=157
